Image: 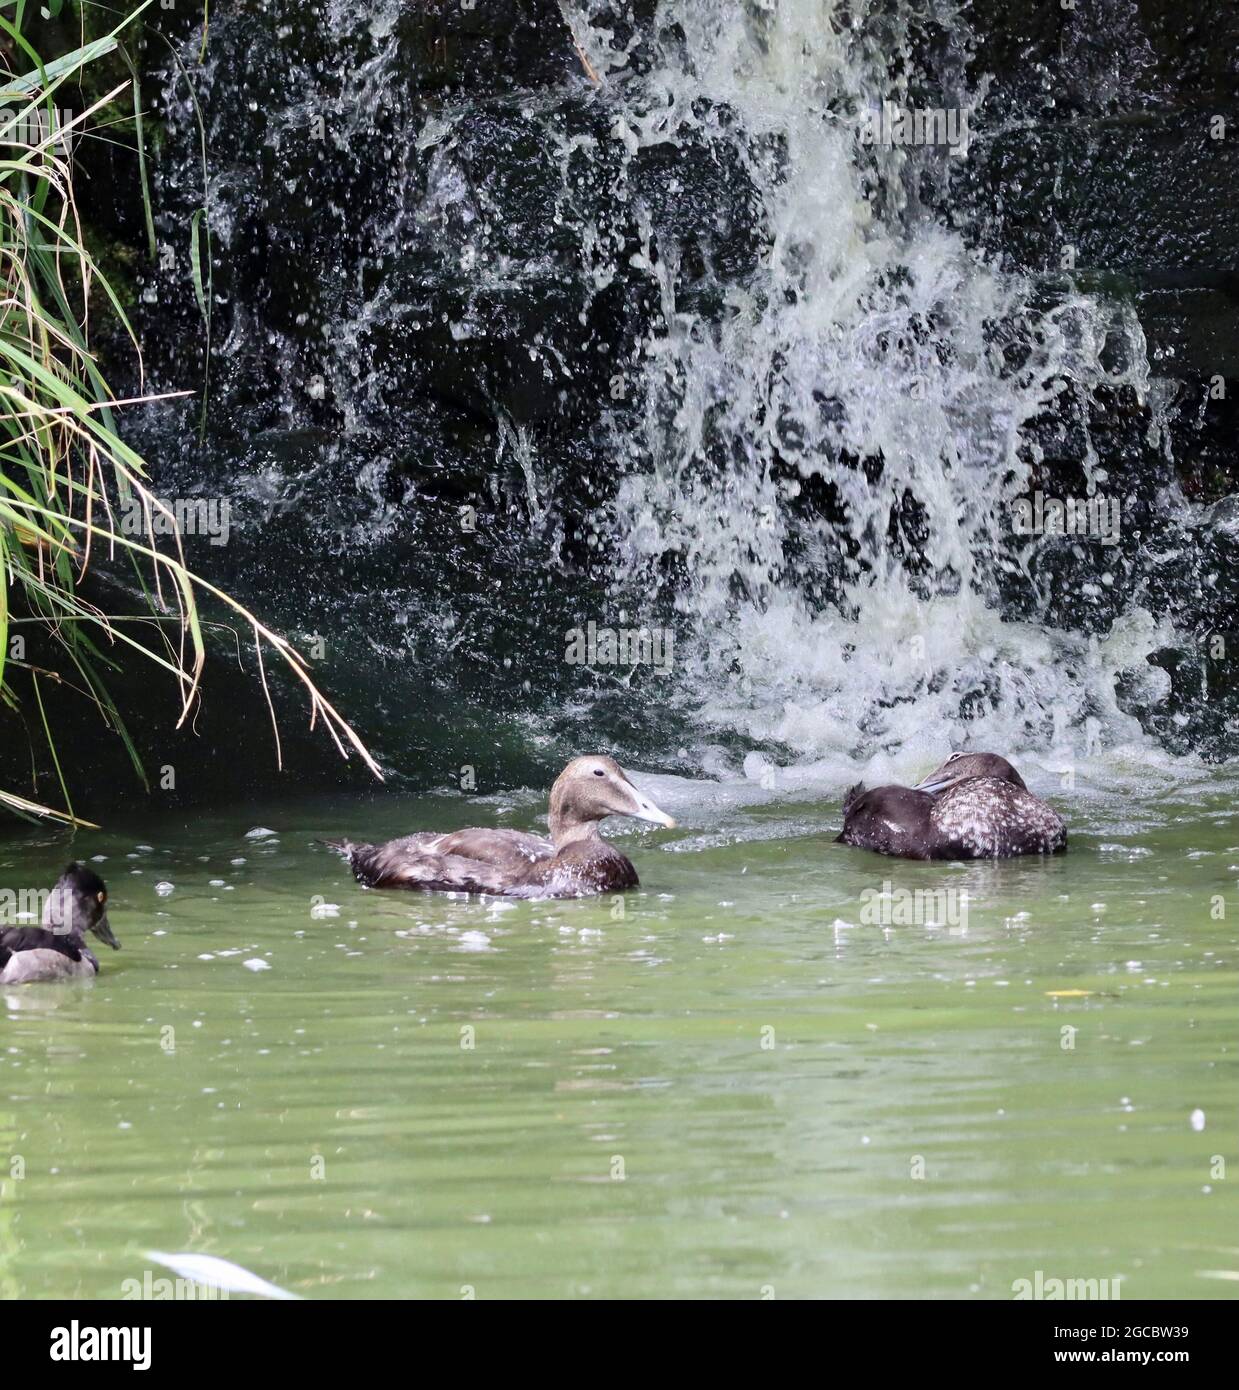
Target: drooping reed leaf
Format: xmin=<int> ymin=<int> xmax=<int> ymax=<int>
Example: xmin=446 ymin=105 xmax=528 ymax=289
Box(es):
xmin=0 ymin=8 xmax=381 ymax=826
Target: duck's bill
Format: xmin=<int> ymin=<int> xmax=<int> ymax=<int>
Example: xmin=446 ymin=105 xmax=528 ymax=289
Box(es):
xmin=913 ymin=776 xmax=950 ymax=794
xmin=626 ymin=789 xmax=676 ymax=829
xmin=913 ymin=767 xmax=957 ymax=794
xmin=91 ymin=913 xmax=121 ymax=950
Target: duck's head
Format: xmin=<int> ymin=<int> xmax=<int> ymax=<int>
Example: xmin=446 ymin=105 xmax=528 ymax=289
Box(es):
xmin=548 ymin=756 xmax=676 ymax=844
xmin=913 ymin=751 xmax=1027 ymax=796
xmin=42 ymin=863 xmax=120 ymax=950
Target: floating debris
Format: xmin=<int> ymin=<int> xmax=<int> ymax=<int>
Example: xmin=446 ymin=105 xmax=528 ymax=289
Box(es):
xmin=146 ymin=1250 xmax=299 ymax=1300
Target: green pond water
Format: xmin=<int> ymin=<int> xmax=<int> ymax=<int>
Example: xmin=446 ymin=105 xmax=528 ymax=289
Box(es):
xmin=2 ymin=769 xmax=1237 ymax=1300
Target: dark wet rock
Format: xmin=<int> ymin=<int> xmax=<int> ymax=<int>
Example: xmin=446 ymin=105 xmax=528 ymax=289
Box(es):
xmin=1136 ymin=282 xmax=1239 ymax=378
xmin=396 ymin=0 xmax=583 ymax=95
xmin=963 ymin=0 xmax=1239 ymax=118
xmin=966 ymin=120 xmax=1239 ymax=279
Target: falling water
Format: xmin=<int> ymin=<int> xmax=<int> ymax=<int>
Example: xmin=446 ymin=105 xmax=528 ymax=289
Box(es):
xmin=129 ymin=0 xmax=1231 ymax=790
xmin=567 ymin=0 xmax=1186 ymax=784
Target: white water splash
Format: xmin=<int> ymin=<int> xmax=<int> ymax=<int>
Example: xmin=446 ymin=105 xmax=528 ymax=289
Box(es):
xmin=574 ymin=0 xmax=1180 ymax=780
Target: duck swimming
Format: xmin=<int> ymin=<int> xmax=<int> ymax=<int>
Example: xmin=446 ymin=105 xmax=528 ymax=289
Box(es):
xmin=837 ymin=751 xmax=1067 ymax=860
xmin=328 ymin=755 xmax=676 ymax=899
xmin=0 ymin=864 xmax=120 ymax=984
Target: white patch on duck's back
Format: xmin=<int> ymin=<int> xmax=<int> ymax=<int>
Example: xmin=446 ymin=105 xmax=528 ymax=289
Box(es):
xmin=931 ymin=778 xmax=1065 ymax=857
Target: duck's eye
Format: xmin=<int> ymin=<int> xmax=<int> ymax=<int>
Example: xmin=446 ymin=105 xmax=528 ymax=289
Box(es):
xmin=593 ymin=768 xmax=605 ymax=776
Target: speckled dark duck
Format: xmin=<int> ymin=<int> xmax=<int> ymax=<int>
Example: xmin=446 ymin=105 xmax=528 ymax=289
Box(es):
xmin=837 ymin=752 xmax=1067 ymax=860
xmin=329 ymin=755 xmax=676 ymax=899
xmin=0 ymin=864 xmax=120 ymax=984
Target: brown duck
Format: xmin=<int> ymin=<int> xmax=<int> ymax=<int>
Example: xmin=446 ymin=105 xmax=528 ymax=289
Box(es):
xmin=837 ymin=751 xmax=1067 ymax=860
xmin=328 ymin=756 xmax=676 ymax=899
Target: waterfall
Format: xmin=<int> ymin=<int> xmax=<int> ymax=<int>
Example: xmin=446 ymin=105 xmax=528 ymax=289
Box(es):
xmin=563 ymin=0 xmax=1195 ymax=781
xmin=125 ymin=0 xmax=1230 ymax=789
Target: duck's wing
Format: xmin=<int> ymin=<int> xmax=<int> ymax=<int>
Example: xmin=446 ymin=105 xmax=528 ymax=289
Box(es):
xmin=930 ymin=778 xmax=1066 ymax=858
xmin=0 ymin=926 xmax=84 ymax=962
xmin=507 ymin=840 xmax=639 ymax=898
xmin=329 ymin=835 xmax=512 ymax=894
xmin=324 ymin=829 xmax=553 ymax=871
xmin=432 ymin=828 xmax=555 ymax=868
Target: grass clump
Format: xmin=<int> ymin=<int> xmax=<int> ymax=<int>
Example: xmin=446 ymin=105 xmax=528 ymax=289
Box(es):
xmin=0 ymin=4 xmax=379 ymax=825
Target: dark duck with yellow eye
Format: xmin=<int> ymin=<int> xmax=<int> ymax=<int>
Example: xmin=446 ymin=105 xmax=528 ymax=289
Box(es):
xmin=0 ymin=864 xmax=120 ymax=984
xmin=328 ymin=756 xmax=676 ymax=899
xmin=837 ymin=752 xmax=1067 ymax=860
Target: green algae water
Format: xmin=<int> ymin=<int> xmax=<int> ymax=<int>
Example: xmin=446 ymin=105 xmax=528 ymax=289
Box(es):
xmin=3 ymin=768 xmax=1237 ymax=1300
